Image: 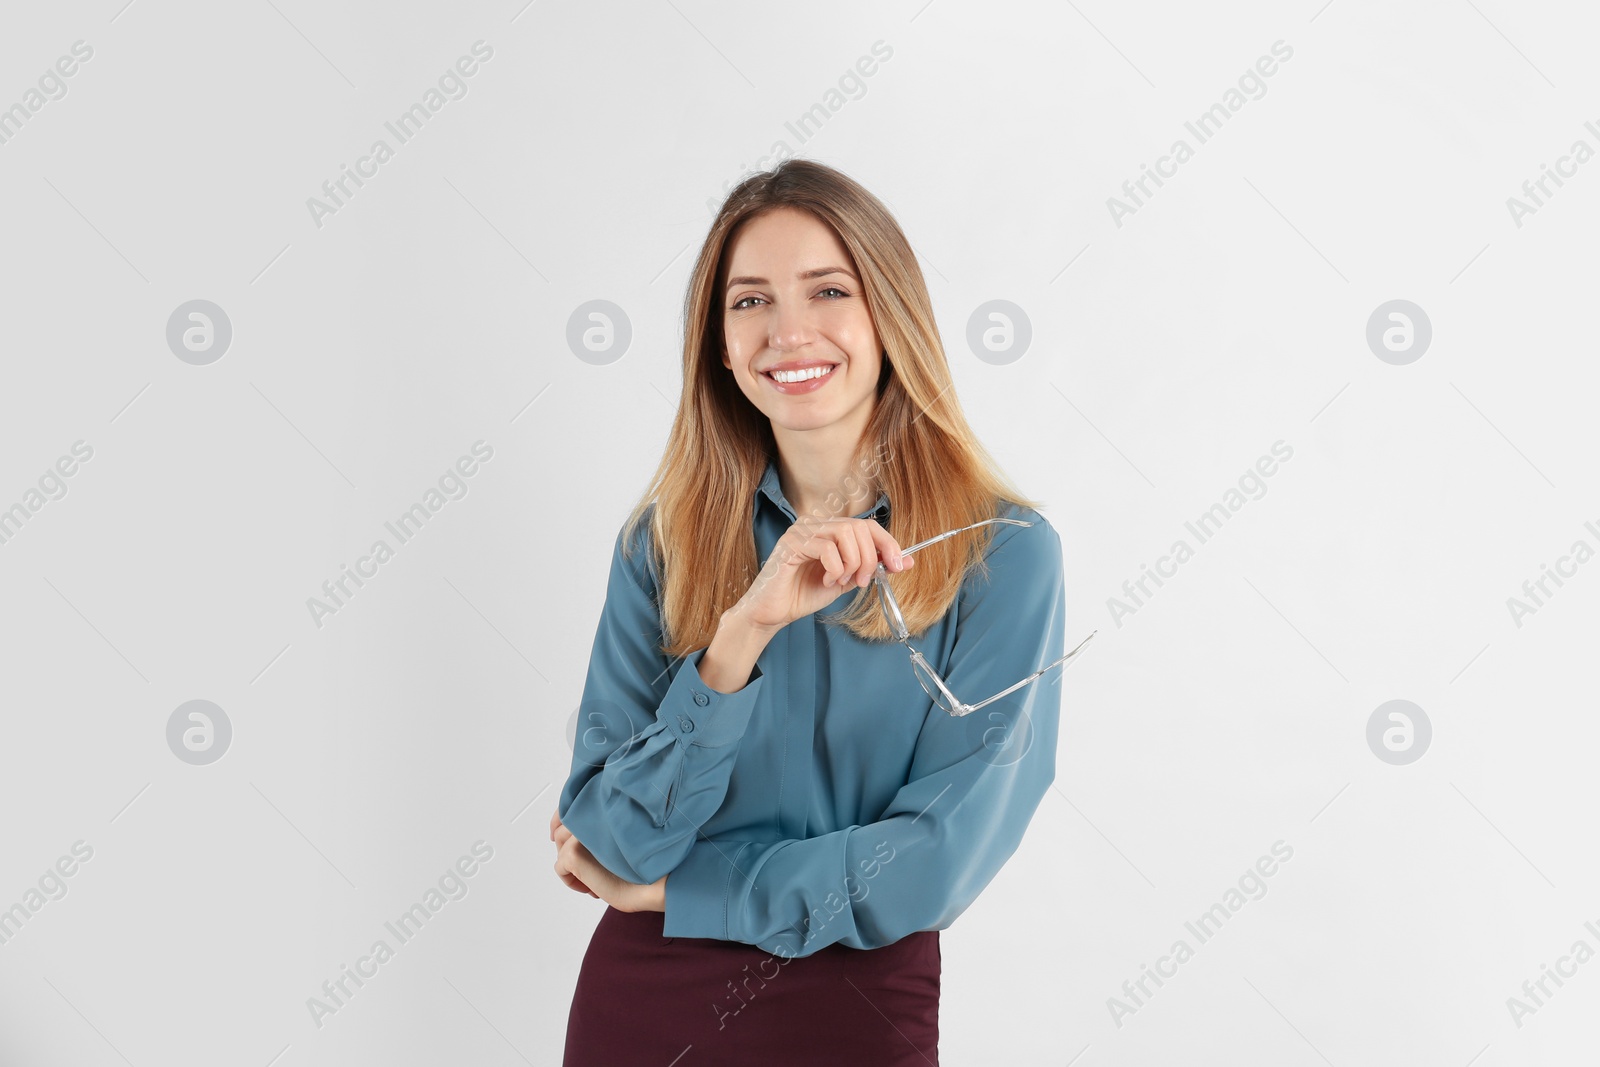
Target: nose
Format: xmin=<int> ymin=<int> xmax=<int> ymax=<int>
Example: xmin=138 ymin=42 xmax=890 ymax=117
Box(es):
xmin=768 ymin=300 xmax=817 ymax=352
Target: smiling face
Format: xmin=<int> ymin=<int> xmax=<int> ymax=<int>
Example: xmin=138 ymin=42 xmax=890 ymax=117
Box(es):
xmin=720 ymin=206 xmax=883 ymax=438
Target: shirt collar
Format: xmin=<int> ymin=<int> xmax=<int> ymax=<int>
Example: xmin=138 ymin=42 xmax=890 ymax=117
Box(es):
xmin=757 ymin=456 xmax=891 ymax=525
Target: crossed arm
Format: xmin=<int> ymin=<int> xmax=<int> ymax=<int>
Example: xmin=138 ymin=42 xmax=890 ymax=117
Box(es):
xmin=552 ymin=514 xmax=1066 ymax=957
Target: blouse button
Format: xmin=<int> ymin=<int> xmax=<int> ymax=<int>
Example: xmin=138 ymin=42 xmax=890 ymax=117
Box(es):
xmin=677 ymin=715 xmax=694 ymax=732
xmin=693 ymin=691 xmax=710 ymax=707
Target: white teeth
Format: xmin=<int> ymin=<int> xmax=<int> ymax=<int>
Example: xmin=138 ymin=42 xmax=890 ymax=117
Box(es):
xmin=769 ymin=365 xmax=835 ymax=384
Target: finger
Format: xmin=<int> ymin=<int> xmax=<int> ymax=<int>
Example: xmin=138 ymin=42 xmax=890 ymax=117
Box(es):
xmin=549 ymin=809 xmax=561 ymax=841
xmin=563 ymin=836 xmax=599 ymax=874
xmin=772 ymin=529 xmax=812 ymax=575
xmin=814 ymin=538 xmax=845 ymax=586
xmin=558 ymin=866 xmax=598 ymax=898
xmin=865 ymin=521 xmax=909 ymax=572
xmin=553 ymin=825 xmax=572 ymax=848
xmin=827 ymin=524 xmax=861 ymax=582
xmin=851 ymin=522 xmax=879 ymax=587
xmin=561 ymin=840 xmax=609 ymax=900
xmin=556 ymin=840 xmax=587 ymax=884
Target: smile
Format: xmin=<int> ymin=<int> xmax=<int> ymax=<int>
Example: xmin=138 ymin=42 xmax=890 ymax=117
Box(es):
xmin=762 ymin=363 xmax=838 ymax=394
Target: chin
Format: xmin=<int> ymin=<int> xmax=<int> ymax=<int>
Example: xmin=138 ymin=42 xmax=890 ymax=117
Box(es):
xmin=770 ymin=412 xmax=840 ymax=432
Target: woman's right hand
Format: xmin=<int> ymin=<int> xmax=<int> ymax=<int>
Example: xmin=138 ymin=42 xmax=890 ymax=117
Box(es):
xmin=550 ymin=809 xmax=597 ymax=898
xmin=725 ymin=517 xmax=914 ymax=635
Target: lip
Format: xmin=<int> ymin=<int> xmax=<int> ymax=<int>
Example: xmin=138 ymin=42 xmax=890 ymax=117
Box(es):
xmin=761 ymin=360 xmax=839 ymax=395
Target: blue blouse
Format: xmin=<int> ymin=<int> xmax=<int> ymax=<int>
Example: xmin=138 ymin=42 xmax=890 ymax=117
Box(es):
xmin=558 ymin=457 xmax=1067 ymax=959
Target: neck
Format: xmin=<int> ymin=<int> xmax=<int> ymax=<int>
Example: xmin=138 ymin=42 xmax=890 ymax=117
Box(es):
xmin=771 ymin=431 xmax=879 ymax=520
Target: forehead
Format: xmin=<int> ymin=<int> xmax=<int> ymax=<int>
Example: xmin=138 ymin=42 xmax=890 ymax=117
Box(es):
xmin=723 ymin=207 xmax=853 ymax=279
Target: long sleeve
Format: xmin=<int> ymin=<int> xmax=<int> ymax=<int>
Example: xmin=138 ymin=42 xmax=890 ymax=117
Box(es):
xmin=661 ymin=514 xmax=1067 ymax=957
xmin=557 ymin=512 xmax=767 ymax=885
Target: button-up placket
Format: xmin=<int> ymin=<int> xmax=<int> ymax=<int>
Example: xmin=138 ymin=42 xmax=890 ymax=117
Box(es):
xmin=752 ymin=457 xmax=891 ymax=839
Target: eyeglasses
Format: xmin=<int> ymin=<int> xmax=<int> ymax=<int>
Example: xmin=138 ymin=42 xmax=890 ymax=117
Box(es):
xmin=875 ymin=518 xmax=1096 ymax=718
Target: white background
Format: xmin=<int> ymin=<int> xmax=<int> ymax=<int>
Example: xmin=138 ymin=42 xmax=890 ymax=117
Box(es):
xmin=1 ymin=1 xmax=1596 ymax=1064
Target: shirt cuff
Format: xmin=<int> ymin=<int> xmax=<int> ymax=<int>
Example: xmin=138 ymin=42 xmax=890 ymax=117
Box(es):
xmin=663 ymin=839 xmax=749 ymax=940
xmin=660 ymin=647 xmax=764 ymax=748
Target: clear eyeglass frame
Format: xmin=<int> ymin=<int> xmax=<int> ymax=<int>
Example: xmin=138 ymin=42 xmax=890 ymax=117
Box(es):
xmin=874 ymin=518 xmax=1097 ymax=718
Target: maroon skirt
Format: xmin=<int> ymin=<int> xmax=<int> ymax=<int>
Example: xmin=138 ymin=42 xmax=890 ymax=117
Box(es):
xmin=563 ymin=906 xmax=940 ymax=1066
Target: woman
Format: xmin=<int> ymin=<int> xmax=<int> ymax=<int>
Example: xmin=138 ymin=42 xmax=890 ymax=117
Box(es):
xmin=553 ymin=159 xmax=1071 ymax=1065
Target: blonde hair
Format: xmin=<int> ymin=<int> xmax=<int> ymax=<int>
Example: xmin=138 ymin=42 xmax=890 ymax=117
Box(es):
xmin=623 ymin=158 xmax=1041 ymax=657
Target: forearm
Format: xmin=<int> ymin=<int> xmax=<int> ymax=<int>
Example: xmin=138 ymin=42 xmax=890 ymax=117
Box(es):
xmin=559 ymin=641 xmax=767 ymax=884
xmin=664 ymin=753 xmax=1054 ymax=956
xmin=560 ymin=513 xmax=775 ymax=887
xmin=697 ymin=610 xmax=777 ymax=694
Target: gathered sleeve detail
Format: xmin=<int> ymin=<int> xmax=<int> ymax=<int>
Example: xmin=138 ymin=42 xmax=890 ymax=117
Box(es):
xmin=557 ymin=516 xmax=766 ymax=885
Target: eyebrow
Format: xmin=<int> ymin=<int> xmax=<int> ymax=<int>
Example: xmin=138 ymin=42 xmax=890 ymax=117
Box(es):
xmin=725 ymin=266 xmax=858 ymax=287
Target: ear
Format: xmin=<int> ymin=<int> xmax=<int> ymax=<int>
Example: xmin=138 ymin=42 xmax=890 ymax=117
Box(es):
xmin=722 ymin=348 xmax=732 ymax=370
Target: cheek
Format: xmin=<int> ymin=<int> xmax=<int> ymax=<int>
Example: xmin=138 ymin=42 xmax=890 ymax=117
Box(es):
xmin=825 ymin=308 xmax=878 ymax=351
xmin=724 ymin=323 xmax=762 ymax=367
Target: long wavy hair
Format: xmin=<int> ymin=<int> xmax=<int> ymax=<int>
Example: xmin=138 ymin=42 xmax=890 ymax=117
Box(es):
xmin=623 ymin=158 xmax=1041 ymax=658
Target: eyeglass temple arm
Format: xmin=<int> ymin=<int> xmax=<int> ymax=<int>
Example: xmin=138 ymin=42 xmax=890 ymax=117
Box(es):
xmin=897 ymin=518 xmax=1033 ymax=559
xmin=961 ymin=630 xmax=1099 ymax=715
